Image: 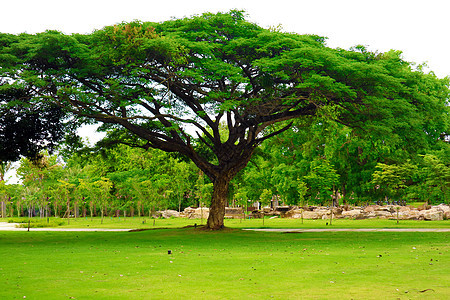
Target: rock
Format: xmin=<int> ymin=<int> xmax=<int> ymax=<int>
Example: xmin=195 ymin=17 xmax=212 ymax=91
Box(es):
xmin=225 ymin=207 xmax=243 ymax=215
xmin=159 ymin=210 xmax=180 ymax=218
xmin=275 ymin=206 xmax=290 ymax=213
xmin=374 ymin=210 xmax=393 ymax=218
xmin=181 ymin=207 xmax=209 ymax=219
xmin=291 ymin=211 xmax=321 ymax=219
xmin=342 ymin=209 xmax=363 ymax=219
xmin=313 ymin=208 xmax=331 ymax=219
xmin=225 ymin=207 xmax=244 ymax=219
xmin=374 ymin=206 xmax=392 ymax=212
xmin=433 ymin=204 xmax=450 ymax=213
xmin=422 ymin=210 xmax=444 ymax=221
xmin=249 ymin=211 xmax=263 ymax=219
xmin=417 ymin=204 xmax=432 ymax=211
xmin=262 ymin=207 xmax=273 ymax=213
xmin=398 ymin=210 xmax=421 ymax=220
xmin=399 ymin=206 xmax=412 ymax=212
xmin=283 ymin=209 xmax=297 ymax=218
xmin=364 ymin=205 xmax=379 ymax=213
xmin=333 ymin=207 xmax=343 ymax=216
xmin=445 ymin=211 xmax=450 ymax=220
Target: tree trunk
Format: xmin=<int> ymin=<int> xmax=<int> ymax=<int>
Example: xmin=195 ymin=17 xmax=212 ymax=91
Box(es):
xmin=206 ymin=176 xmax=230 ymax=230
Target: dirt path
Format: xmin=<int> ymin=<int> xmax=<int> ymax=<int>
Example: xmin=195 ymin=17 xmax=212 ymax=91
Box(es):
xmin=1 ymin=222 xmax=449 ymax=232
xmin=0 ymin=222 xmax=130 ymax=232
xmin=244 ymin=228 xmax=450 ymax=232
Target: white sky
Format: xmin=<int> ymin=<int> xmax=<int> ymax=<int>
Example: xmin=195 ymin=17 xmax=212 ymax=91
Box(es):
xmin=2 ymin=0 xmax=449 ymax=183
xmin=1 ymin=0 xmax=449 ymax=78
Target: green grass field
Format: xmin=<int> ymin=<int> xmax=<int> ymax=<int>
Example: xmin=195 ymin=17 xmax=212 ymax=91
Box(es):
xmin=0 ymin=224 xmax=449 ymax=299
xmin=8 ymin=216 xmax=450 ymax=230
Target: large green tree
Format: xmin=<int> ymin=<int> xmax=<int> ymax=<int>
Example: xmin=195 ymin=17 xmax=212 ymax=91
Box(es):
xmin=0 ymin=85 xmax=65 ymax=163
xmin=1 ymin=11 xmax=448 ymax=229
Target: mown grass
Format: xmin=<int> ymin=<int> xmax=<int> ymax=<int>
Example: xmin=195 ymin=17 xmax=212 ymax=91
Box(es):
xmin=6 ymin=216 xmax=450 ymax=229
xmin=0 ymin=228 xmax=449 ymax=299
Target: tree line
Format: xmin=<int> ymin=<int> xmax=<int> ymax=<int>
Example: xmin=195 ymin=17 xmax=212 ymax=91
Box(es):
xmin=0 ymin=115 xmax=448 ymax=220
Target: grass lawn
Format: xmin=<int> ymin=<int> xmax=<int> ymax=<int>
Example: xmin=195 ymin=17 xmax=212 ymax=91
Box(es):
xmin=0 ymin=228 xmax=448 ymax=299
xmin=7 ymin=216 xmax=450 ymax=229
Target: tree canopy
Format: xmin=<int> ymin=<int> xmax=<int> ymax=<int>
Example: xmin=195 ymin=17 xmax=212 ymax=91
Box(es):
xmin=0 ymin=85 xmax=64 ymax=163
xmin=0 ymin=11 xmax=448 ymax=229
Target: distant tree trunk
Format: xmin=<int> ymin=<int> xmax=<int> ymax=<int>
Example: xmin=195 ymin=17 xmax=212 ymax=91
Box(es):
xmin=9 ymin=199 xmax=13 ymax=217
xmin=301 ymin=207 xmax=304 ymax=224
xmin=137 ymin=201 xmax=141 ymax=218
xmin=66 ymin=200 xmax=70 ymax=225
xmin=74 ymin=201 xmax=78 ymax=219
xmin=89 ymin=201 xmax=94 ymax=220
xmin=54 ymin=201 xmax=59 ymax=217
xmin=16 ymin=201 xmax=21 ymax=217
xmin=1 ymin=201 xmax=5 ymax=218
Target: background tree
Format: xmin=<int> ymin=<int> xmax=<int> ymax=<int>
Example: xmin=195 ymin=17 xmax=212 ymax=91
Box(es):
xmin=92 ymin=177 xmax=112 ymax=224
xmin=371 ymin=161 xmax=417 ymax=203
xmin=421 ymin=154 xmax=450 ymax=204
xmin=0 ymin=83 xmax=65 ymax=165
xmin=16 ymin=152 xmax=63 ymax=218
xmin=0 ymin=180 xmax=11 ymax=217
xmin=259 ymin=188 xmax=272 ymax=225
xmin=304 ymin=159 xmax=340 ymax=205
xmin=55 ymin=179 xmax=75 ymax=224
xmin=1 ymin=11 xmax=448 ymax=229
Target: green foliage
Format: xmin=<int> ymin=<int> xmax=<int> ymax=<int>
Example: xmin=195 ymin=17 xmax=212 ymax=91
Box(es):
xmin=371 ymin=161 xmax=417 ymax=200
xmin=1 ymin=11 xmax=449 ymax=221
xmin=304 ymin=159 xmax=340 ymax=204
xmin=259 ymin=188 xmax=272 ymax=207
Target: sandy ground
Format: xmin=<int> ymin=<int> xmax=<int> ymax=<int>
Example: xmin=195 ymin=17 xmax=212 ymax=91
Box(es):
xmin=0 ymin=222 xmax=130 ymax=232
xmin=244 ymin=228 xmax=450 ymax=232
xmin=0 ymin=222 xmax=449 ymax=232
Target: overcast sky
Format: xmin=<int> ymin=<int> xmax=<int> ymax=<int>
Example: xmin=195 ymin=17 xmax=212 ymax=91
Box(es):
xmin=2 ymin=0 xmax=449 ymax=78
xmin=2 ymin=0 xmax=449 ymax=183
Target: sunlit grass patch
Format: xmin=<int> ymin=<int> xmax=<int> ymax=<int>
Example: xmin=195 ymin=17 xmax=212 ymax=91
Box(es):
xmin=0 ymin=228 xmax=448 ymax=299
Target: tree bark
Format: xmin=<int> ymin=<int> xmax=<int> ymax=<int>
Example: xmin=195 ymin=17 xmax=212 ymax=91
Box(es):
xmin=206 ymin=176 xmax=230 ymax=230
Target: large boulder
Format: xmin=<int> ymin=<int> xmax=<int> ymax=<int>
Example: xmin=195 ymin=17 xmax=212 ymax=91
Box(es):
xmin=375 ymin=206 xmax=394 ymax=213
xmin=434 ymin=204 xmax=450 ymax=212
xmin=314 ymin=208 xmax=331 ymax=219
xmin=342 ymin=209 xmax=364 ymax=219
xmin=363 ymin=205 xmax=380 ymax=213
xmin=397 ymin=210 xmax=422 ymax=220
xmin=225 ymin=207 xmax=244 ymax=219
xmin=291 ymin=210 xmax=321 ymax=219
xmin=275 ymin=206 xmax=291 ymax=217
xmin=422 ymin=209 xmax=444 ymax=221
xmin=159 ymin=210 xmax=180 ymax=218
xmin=399 ymin=206 xmax=413 ymax=212
xmin=373 ymin=210 xmax=393 ymax=219
xmin=181 ymin=207 xmax=209 ymax=219
xmin=433 ymin=204 xmax=450 ymax=219
xmin=283 ymin=209 xmax=297 ymax=219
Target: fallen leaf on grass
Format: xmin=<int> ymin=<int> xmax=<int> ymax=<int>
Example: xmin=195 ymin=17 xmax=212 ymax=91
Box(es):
xmin=419 ymin=289 xmax=435 ymax=293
